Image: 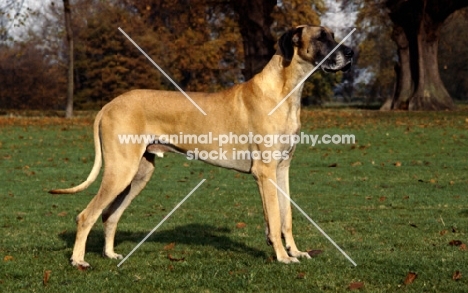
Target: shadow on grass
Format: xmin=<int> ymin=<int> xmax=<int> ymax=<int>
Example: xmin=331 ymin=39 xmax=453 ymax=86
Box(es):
xmin=59 ymin=223 xmax=267 ymax=260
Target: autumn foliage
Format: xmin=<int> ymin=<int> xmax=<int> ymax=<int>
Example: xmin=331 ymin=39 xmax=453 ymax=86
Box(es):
xmin=1 ymin=0 xmax=340 ymax=111
xmin=1 ymin=0 xmax=467 ymax=112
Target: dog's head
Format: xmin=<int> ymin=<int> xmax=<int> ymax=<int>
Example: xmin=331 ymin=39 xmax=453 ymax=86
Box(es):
xmin=279 ymin=25 xmax=353 ymax=72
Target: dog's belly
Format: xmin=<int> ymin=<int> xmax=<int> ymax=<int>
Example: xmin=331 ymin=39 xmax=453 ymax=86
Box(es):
xmin=146 ymin=142 xmax=253 ymax=173
xmin=195 ymin=156 xmax=252 ymax=173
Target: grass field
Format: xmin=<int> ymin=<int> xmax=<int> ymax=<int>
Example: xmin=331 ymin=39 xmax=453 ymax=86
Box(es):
xmin=1 ymin=109 xmax=467 ymax=292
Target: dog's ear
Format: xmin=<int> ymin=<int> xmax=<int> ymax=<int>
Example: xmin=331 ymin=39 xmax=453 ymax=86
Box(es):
xmin=279 ymin=27 xmax=303 ymax=62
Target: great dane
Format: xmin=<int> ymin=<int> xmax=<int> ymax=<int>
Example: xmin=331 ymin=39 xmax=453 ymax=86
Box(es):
xmin=50 ymin=25 xmax=353 ymax=268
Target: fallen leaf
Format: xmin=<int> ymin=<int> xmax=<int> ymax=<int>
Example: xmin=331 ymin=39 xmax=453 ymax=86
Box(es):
xmin=449 ymin=240 xmax=463 ymax=246
xmin=345 ymin=227 xmax=356 ymax=235
xmin=394 ymin=161 xmax=402 ymax=167
xmin=379 ymin=196 xmax=387 ymax=202
xmin=449 ymin=180 xmax=455 ymax=185
xmin=440 ymin=230 xmax=448 ymax=236
xmin=328 ymin=163 xmax=338 ymax=167
xmin=3 ymin=255 xmax=14 ymax=261
xmin=348 ymin=282 xmax=364 ymax=290
xmin=429 ymin=178 xmax=437 ymax=184
xmin=404 ymin=272 xmax=417 ymax=284
xmin=163 ymin=242 xmax=176 ymax=251
xmin=57 ymin=211 xmax=67 ymax=217
xmin=236 ymin=222 xmax=246 ymax=229
xmin=307 ymin=250 xmax=323 ymax=257
xmin=167 ymin=254 xmax=185 ymax=262
xmin=460 ymin=243 xmax=467 ymax=251
xmin=351 ymin=161 xmax=362 ymax=167
xmin=43 ymin=270 xmax=51 ymax=286
xmin=296 ymin=272 xmax=306 ymax=279
xmin=452 ymin=271 xmax=462 ymax=281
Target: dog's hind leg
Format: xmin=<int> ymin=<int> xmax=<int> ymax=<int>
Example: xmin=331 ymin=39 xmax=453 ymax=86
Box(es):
xmin=101 ymin=153 xmax=155 ymax=260
xmin=70 ymin=152 xmax=143 ymax=268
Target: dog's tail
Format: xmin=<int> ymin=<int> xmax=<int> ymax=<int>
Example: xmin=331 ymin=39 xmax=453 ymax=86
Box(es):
xmin=49 ymin=110 xmax=104 ymax=194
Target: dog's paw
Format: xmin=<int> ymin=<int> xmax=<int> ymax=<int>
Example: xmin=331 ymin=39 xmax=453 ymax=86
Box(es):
xmin=288 ymin=250 xmax=312 ymax=259
xmin=70 ymin=258 xmax=91 ymax=270
xmin=277 ymin=256 xmax=300 ymax=264
xmin=102 ymin=251 xmax=123 ymax=260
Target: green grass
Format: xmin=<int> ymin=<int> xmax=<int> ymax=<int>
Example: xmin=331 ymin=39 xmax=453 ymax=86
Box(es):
xmin=1 ymin=109 xmax=467 ymax=292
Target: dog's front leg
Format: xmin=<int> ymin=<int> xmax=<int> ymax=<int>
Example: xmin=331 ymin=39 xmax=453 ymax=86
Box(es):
xmin=252 ymin=163 xmax=299 ymax=263
xmin=276 ymin=160 xmax=311 ymax=260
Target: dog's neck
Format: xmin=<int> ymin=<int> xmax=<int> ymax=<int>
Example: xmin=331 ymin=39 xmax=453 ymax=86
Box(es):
xmin=255 ymin=51 xmax=315 ymax=111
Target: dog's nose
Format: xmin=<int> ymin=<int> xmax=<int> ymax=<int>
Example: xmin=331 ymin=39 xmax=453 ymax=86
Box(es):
xmin=343 ymin=47 xmax=354 ymax=58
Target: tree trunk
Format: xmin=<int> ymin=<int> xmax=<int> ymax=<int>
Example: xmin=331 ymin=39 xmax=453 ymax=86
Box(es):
xmin=394 ymin=41 xmax=412 ymax=109
xmin=232 ymin=0 xmax=276 ymax=81
xmin=409 ymin=19 xmax=453 ymax=110
xmin=384 ymin=0 xmax=467 ymax=111
xmin=381 ymin=25 xmax=414 ymax=110
xmin=63 ymin=0 xmax=74 ymax=118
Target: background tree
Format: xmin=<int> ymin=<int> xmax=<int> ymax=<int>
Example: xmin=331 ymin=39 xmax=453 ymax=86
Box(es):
xmin=75 ymin=0 xmax=333 ymax=107
xmin=231 ymin=0 xmax=277 ymax=81
xmin=0 ymin=0 xmax=362 ymax=111
xmin=384 ymin=0 xmax=468 ymax=110
xmin=74 ymin=3 xmax=167 ymax=108
xmin=0 ymin=1 xmax=66 ymax=110
xmin=72 ymin=0 xmax=244 ymax=108
xmin=0 ymin=0 xmax=31 ymax=42
xmin=355 ymin=0 xmax=396 ymax=105
xmin=63 ymin=0 xmax=74 ymax=118
xmin=439 ymin=8 xmax=468 ymax=101
xmin=0 ymin=43 xmax=66 ymax=110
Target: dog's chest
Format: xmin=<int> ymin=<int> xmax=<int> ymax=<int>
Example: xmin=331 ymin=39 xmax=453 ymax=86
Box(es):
xmin=283 ymin=110 xmax=301 ymax=135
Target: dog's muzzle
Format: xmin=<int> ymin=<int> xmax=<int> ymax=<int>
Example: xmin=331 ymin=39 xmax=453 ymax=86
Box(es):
xmin=321 ymin=46 xmax=354 ymax=73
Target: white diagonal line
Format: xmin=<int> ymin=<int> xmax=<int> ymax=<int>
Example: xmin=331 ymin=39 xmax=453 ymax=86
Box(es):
xmin=118 ymin=27 xmax=207 ymax=115
xmin=268 ymin=179 xmax=357 ymax=266
xmin=117 ymin=179 xmax=206 ymax=267
xmin=268 ymin=28 xmax=356 ymax=116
